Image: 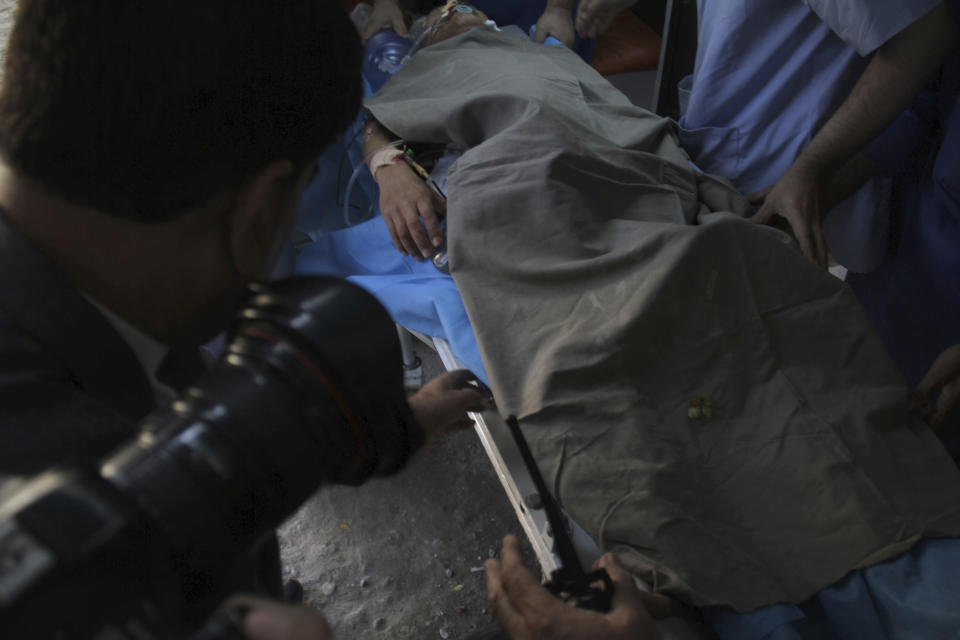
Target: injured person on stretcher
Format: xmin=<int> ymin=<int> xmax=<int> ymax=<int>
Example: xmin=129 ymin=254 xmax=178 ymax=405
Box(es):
xmin=305 ymin=13 xmax=960 ymax=638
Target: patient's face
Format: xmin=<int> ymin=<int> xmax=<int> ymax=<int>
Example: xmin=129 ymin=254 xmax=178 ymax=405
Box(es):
xmin=422 ymin=3 xmax=491 ymax=46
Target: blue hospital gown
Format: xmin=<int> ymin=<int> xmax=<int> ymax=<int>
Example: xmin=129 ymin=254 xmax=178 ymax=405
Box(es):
xmin=678 ymin=0 xmax=941 ymax=271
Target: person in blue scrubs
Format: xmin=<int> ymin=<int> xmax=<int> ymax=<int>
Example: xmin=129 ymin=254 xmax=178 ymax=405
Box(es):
xmin=845 ymin=25 xmax=960 ymax=449
xmin=749 ymin=3 xmax=958 ymax=268
xmin=361 ymin=0 xmax=594 ymax=60
xmin=572 ymin=1 xmax=954 ymax=270
xmin=676 ymin=0 xmax=948 ymax=271
xmin=746 ymin=1 xmax=960 ymax=446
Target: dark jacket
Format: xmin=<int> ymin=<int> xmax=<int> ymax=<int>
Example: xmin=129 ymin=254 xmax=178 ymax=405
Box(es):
xmin=0 ymin=208 xmax=283 ymax=604
xmin=0 ymin=208 xmax=155 ymax=476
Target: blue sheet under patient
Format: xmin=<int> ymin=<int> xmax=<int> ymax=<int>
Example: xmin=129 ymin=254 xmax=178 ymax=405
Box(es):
xmin=294 ymin=215 xmax=488 ymax=385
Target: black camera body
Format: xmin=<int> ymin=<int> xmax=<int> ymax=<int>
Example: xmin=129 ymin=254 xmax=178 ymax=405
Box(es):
xmin=0 ymin=276 xmax=420 ymax=639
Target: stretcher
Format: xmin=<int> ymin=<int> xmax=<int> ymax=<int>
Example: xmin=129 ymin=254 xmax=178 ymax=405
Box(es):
xmin=294 ymin=9 xmax=712 ymax=633
xmin=294 ymin=7 xmax=960 ymax=637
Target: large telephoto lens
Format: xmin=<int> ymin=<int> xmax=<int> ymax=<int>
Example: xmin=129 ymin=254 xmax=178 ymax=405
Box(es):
xmin=0 ymin=277 xmax=421 ymax=637
xmin=99 ymin=276 xmax=420 ymax=599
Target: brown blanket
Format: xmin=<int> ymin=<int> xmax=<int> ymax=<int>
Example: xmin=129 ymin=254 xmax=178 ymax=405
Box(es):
xmin=366 ymin=29 xmax=960 ymax=611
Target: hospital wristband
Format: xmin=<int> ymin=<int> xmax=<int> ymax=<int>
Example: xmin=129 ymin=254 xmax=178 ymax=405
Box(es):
xmin=368 ymin=148 xmax=406 ymax=182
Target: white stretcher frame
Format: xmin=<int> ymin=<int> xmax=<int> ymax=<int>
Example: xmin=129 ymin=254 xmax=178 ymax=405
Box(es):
xmin=404 ymin=329 xmax=561 ymax=573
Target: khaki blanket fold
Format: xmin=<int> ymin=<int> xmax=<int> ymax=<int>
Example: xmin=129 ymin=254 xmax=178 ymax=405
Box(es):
xmin=365 ymin=29 xmax=960 ymax=611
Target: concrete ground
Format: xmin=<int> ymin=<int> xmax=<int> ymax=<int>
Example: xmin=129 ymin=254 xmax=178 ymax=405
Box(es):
xmin=278 ymin=344 xmax=520 ymax=640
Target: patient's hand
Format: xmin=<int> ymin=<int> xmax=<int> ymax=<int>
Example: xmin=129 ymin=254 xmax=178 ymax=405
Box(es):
xmin=912 ymin=345 xmax=960 ymax=427
xmin=408 ymin=370 xmax=486 ymax=440
xmin=750 ymin=164 xmax=829 ymax=269
xmin=376 ymin=162 xmax=446 ymax=260
xmin=576 ymin=0 xmax=638 ymax=39
xmin=362 ymin=0 xmax=408 ymax=42
xmin=535 ymin=5 xmax=575 ymax=48
xmin=486 ymin=535 xmax=672 ymax=640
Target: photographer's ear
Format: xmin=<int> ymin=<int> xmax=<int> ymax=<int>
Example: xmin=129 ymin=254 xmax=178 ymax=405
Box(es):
xmin=226 ymin=159 xmax=298 ymax=279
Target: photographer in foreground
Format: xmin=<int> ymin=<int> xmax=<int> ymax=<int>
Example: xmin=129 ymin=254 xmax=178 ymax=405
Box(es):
xmin=0 ymin=0 xmax=481 ymax=635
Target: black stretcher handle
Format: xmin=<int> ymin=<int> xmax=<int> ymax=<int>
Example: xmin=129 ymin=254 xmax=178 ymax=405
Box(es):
xmin=504 ymin=415 xmax=613 ymax=613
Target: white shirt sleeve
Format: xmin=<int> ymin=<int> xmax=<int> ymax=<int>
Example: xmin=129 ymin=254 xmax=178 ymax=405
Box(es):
xmin=802 ymin=0 xmax=943 ymax=55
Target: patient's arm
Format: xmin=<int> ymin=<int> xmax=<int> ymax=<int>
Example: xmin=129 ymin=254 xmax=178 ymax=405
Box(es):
xmin=363 ymin=118 xmax=445 ymax=259
xmin=750 ymin=2 xmax=959 ymax=267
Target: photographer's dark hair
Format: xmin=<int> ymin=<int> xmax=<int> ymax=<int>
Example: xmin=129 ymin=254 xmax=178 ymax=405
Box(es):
xmin=0 ymin=0 xmax=363 ymax=221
